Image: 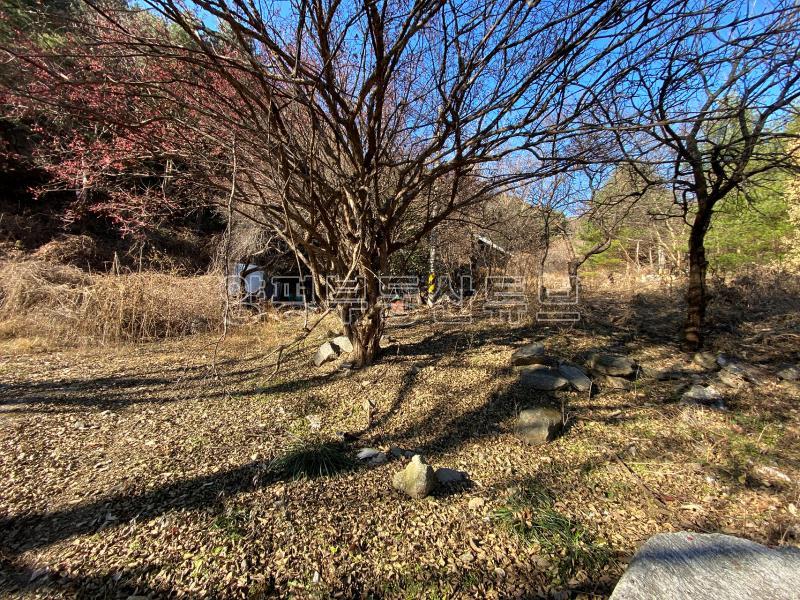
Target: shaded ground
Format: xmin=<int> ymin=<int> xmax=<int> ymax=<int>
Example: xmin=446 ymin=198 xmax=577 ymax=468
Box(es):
xmin=1 ymin=284 xmax=798 ymax=599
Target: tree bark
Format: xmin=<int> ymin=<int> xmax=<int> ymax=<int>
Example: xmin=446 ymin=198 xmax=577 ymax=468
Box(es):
xmin=683 ymin=200 xmax=714 ymax=351
xmin=348 ymin=315 xmax=382 ymax=367
xmin=343 ymin=271 xmax=384 ymax=367
xmin=567 ymin=260 xmax=579 ymax=295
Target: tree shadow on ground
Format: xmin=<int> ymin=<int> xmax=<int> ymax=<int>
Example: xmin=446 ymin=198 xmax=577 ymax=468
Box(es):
xmin=0 ymin=461 xmax=266 ymax=557
xmin=390 ymin=318 xmax=534 ymax=359
xmin=580 ymin=282 xmax=800 ymax=361
xmin=376 ymin=325 xmax=664 ymax=458
xmin=350 ymin=318 xmax=544 ymax=445
xmin=1 ymin=452 xmax=368 ymax=567
xmin=0 ymin=548 xmax=596 ymax=599
xmin=380 ymin=364 xmax=564 ymax=458
xmin=0 ymin=559 xmax=175 ymax=600
xmin=0 ymin=354 xmax=273 ymax=413
xmin=245 ymin=369 xmax=341 ymax=397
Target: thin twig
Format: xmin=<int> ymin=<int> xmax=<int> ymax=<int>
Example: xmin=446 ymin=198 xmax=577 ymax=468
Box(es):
xmin=211 ymin=134 xmax=237 ymax=398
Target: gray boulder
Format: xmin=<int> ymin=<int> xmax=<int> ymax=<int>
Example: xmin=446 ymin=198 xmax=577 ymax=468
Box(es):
xmin=596 ymin=374 xmax=632 ymax=390
xmin=717 ymin=355 xmax=769 ymax=384
xmin=515 ymin=406 xmax=563 ymax=445
xmin=720 ymin=361 xmax=749 ymax=380
xmin=558 ymin=363 xmax=592 ymax=392
xmin=682 ymin=384 xmax=724 ymax=406
xmin=389 ymin=446 xmax=414 ymax=459
xmin=588 ymin=353 xmax=636 ymax=377
xmin=365 ymin=452 xmax=387 ymax=466
xmin=609 ymin=531 xmax=800 ymax=600
xmin=777 ymin=366 xmax=799 ymax=381
xmin=357 ymin=447 xmax=382 ymax=460
xmin=655 ymin=369 xmax=691 ymax=381
xmin=510 ymin=342 xmax=548 ymax=366
xmin=392 ymin=455 xmax=436 ymax=499
xmin=715 ymin=369 xmax=747 ymax=390
xmin=434 ymin=467 xmax=467 ymax=485
xmin=518 ymin=365 xmax=569 ymax=391
xmin=331 ymin=335 xmax=353 ymax=353
xmin=692 ymin=352 xmax=719 ymax=371
xmin=750 ymin=464 xmax=792 ymax=488
xmin=313 ymin=342 xmax=339 ymax=366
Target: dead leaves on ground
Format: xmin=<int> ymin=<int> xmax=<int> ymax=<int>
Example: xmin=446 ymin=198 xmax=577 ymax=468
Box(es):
xmin=1 ymin=295 xmax=798 ymax=599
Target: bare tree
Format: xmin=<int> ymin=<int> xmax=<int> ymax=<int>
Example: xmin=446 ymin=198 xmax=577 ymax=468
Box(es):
xmin=600 ymin=0 xmax=800 ymax=349
xmin=526 ymin=164 xmax=646 ymax=292
xmin=6 ymin=0 xmax=777 ymax=363
xmin=89 ymin=0 xmax=683 ymax=365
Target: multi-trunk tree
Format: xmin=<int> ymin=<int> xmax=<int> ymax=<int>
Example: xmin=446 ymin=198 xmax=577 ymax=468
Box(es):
xmin=6 ymin=0 xmax=677 ymax=365
xmin=5 ymin=0 xmax=796 ymax=362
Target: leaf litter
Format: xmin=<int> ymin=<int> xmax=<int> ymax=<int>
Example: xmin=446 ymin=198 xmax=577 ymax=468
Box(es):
xmin=0 ymin=289 xmax=798 ymax=598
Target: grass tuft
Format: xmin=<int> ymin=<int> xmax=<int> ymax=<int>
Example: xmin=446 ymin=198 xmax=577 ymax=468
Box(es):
xmin=268 ymin=437 xmax=354 ymax=480
xmin=211 ymin=506 xmax=249 ymax=540
xmin=494 ymin=480 xmax=614 ymax=580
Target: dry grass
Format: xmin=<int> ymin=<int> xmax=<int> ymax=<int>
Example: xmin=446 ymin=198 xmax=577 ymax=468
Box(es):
xmin=31 ymin=234 xmax=99 ymax=268
xmin=0 ymin=259 xmax=224 ymax=347
xmin=712 ymin=265 xmax=800 ymax=311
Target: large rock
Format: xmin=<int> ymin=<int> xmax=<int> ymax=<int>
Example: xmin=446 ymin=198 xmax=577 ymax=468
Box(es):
xmin=368 ymin=452 xmax=388 ymax=465
xmin=510 ymin=342 xmax=548 ymax=366
xmin=717 ymin=355 xmax=769 ymax=384
xmin=655 ymin=369 xmax=692 ymax=381
xmin=331 ymin=336 xmax=353 ymax=353
xmin=518 ymin=365 xmax=569 ymax=391
xmin=692 ymin=352 xmax=719 ymax=371
xmin=392 ymin=455 xmax=436 ymax=499
xmin=777 ymin=365 xmax=799 ymax=381
xmin=749 ymin=464 xmax=792 ymax=488
xmin=389 ymin=446 xmax=414 ymax=459
xmin=313 ymin=342 xmax=339 ymax=366
xmin=682 ymin=384 xmax=724 ymax=407
xmin=719 ymin=361 xmax=754 ymax=381
xmin=595 ymin=374 xmax=631 ymax=390
xmin=357 ymin=447 xmax=387 ymax=465
xmin=357 ymin=447 xmax=381 ymax=460
xmin=587 ymin=353 xmax=636 ymax=377
xmin=609 ymin=532 xmax=800 ymax=600
xmin=558 ymin=363 xmax=592 ymax=392
xmin=715 ymin=369 xmax=747 ymax=390
xmin=515 ymin=406 xmax=563 ymax=445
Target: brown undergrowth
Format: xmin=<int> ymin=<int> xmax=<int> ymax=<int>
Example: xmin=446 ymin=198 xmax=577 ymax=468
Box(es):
xmin=0 ymin=259 xmax=224 ymax=349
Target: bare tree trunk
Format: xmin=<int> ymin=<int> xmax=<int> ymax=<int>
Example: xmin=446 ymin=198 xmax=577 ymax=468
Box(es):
xmin=344 ymin=271 xmax=384 ymax=367
xmin=563 ymin=225 xmax=610 ymax=296
xmin=567 ymin=260 xmax=579 ymax=295
xmin=683 ymin=200 xmax=714 ymax=351
xmin=348 ymin=315 xmax=382 ymax=367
